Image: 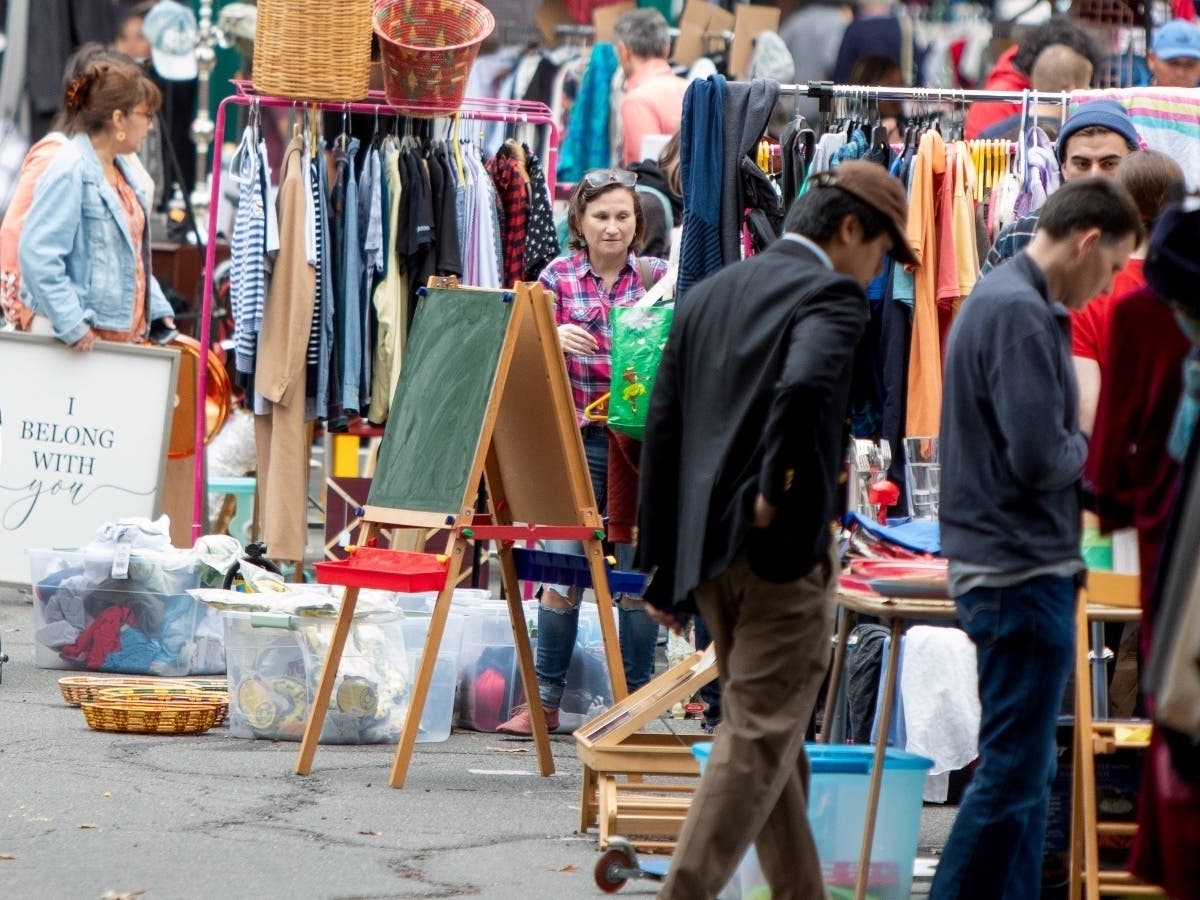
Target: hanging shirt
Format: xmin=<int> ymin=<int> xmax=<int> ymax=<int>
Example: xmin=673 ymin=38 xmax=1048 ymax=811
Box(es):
xmin=367 ymin=143 xmax=409 ymax=424
xmin=230 ymin=127 xmax=268 ymax=375
xmin=524 ymin=146 xmax=560 ymax=279
xmin=487 ymin=151 xmax=528 ymax=289
xmin=904 ymin=129 xmax=947 ymax=439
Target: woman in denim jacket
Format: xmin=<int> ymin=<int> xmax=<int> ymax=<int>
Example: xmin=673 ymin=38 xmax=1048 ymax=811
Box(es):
xmin=20 ymin=57 xmax=173 ymax=351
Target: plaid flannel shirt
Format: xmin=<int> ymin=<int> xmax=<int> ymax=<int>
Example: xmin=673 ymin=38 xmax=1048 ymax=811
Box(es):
xmin=981 ymin=210 xmax=1040 ymax=276
xmin=539 ymin=249 xmax=668 ymax=426
xmin=487 ymin=154 xmax=528 ymax=289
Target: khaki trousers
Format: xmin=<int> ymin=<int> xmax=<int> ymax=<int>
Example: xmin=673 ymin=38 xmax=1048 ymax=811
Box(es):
xmin=659 ymin=545 xmax=837 ymax=900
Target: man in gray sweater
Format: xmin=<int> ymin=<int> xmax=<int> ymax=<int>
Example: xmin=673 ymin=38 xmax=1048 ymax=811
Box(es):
xmin=931 ymin=177 xmax=1143 ymax=900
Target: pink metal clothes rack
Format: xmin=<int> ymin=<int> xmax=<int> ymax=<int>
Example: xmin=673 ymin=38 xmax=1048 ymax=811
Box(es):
xmin=191 ymin=82 xmax=561 ymax=540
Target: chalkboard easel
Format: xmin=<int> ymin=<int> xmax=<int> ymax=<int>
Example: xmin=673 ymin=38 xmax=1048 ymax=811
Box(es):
xmin=295 ymin=278 xmax=629 ymax=787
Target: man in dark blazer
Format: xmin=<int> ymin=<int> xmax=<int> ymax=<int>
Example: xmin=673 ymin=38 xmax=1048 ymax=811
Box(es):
xmin=636 ymin=160 xmax=916 ymax=899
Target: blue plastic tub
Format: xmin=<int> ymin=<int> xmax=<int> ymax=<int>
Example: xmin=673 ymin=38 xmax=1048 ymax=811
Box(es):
xmin=510 ymin=547 xmax=648 ymax=595
xmin=692 ymin=742 xmax=931 ymax=900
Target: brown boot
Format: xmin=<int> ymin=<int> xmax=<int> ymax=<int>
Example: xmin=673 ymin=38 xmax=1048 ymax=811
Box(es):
xmin=496 ymin=702 xmax=560 ymax=736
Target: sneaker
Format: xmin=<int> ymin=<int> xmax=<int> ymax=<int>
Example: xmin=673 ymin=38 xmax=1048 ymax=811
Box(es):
xmin=496 ymin=703 xmax=560 ymax=736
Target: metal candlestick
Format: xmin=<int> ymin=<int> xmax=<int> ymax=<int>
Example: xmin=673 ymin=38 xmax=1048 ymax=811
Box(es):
xmin=189 ymin=0 xmax=220 ymax=241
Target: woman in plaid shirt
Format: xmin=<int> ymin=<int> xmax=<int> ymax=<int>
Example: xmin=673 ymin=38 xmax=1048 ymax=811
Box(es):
xmin=497 ymin=170 xmax=667 ymax=736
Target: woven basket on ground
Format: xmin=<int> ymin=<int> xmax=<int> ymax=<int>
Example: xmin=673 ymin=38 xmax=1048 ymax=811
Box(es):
xmin=375 ymin=0 xmax=495 ymax=116
xmin=80 ymin=698 xmax=219 ymax=735
xmin=253 ymin=0 xmax=373 ymax=101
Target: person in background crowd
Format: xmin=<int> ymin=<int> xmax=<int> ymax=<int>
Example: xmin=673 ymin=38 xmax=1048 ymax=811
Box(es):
xmin=636 ymin=161 xmax=918 ymax=899
xmin=848 ymin=54 xmax=905 ymax=142
xmin=964 ymin=17 xmax=1099 ymax=139
xmin=1147 ymin=18 xmax=1200 ymax=88
xmin=0 ymin=44 xmax=150 ymax=331
xmin=933 ymin=177 xmax=1142 ymax=900
xmin=613 ymin=9 xmax=688 ymax=167
xmin=1073 ymin=150 xmax=1184 ymax=433
xmin=977 ymin=42 xmax=1095 ymax=141
xmin=833 ymin=0 xmax=917 ymax=86
xmin=114 ymin=0 xmax=154 ymax=62
xmin=20 ymin=57 xmax=175 ymax=350
xmin=982 ymin=99 xmax=1140 ymax=274
xmin=628 ymin=132 xmax=683 ymax=262
xmin=779 ymin=0 xmax=851 ymax=122
xmin=496 ymin=170 xmax=667 ymax=735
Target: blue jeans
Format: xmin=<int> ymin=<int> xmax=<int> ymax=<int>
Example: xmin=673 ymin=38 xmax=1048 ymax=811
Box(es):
xmin=929 ymin=575 xmax=1076 ymax=900
xmin=615 ymin=541 xmax=658 ymax=692
xmin=538 ymin=426 xmax=608 ymax=709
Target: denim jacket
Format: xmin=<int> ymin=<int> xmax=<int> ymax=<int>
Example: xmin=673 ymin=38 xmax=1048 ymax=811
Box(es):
xmin=19 ymin=133 xmax=171 ymax=344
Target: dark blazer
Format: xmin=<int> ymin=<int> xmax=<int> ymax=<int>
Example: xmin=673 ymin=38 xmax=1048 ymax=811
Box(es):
xmin=635 ymin=237 xmax=869 ymax=615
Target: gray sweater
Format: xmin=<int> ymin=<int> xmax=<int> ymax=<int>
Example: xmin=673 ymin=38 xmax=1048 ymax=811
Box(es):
xmin=939 ymin=252 xmax=1087 ymax=570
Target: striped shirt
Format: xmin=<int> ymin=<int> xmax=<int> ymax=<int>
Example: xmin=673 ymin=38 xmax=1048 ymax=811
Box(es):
xmin=539 ymin=249 xmax=668 ymax=425
xmin=229 ymin=127 xmax=268 ymax=374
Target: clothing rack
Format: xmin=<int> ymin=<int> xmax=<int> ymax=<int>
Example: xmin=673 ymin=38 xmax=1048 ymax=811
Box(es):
xmin=553 ymin=22 xmax=733 ymax=42
xmin=789 ymin=81 xmax=1073 ymax=117
xmin=190 ymin=82 xmax=562 ymax=541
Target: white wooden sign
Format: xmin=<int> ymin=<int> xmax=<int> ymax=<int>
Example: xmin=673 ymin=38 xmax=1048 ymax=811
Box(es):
xmin=0 ymin=333 xmax=179 ymax=586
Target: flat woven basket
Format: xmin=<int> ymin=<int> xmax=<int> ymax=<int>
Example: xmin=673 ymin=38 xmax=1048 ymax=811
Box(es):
xmin=96 ymin=685 xmax=229 ymax=728
xmin=253 ymin=0 xmax=372 ymax=101
xmin=375 ymin=0 xmax=495 ymax=116
xmin=80 ymin=699 xmax=219 ymax=735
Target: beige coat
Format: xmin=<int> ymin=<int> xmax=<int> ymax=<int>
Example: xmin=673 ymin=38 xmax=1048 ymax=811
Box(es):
xmin=254 ymin=133 xmax=315 ymax=563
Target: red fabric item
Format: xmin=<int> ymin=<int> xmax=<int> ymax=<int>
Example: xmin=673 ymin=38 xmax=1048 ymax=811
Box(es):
xmin=61 ymin=606 xmax=135 ymax=669
xmin=935 ymin=156 xmax=959 ymax=311
xmin=948 ymin=37 xmax=970 ymax=88
xmin=1084 ymin=286 xmax=1188 ymax=607
xmin=486 ymin=154 xmax=528 ymax=290
xmin=607 ymin=430 xmax=641 ymax=545
xmin=1171 ymin=0 xmax=1196 ymax=21
xmin=1070 ymin=259 xmax=1146 ymax=361
xmin=964 ymin=46 xmax=1029 ymax=139
xmin=1130 ymin=730 xmax=1200 ymax=895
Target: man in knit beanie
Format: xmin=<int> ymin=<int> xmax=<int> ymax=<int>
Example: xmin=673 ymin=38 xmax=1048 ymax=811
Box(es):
xmin=981 ymin=98 xmax=1141 ymax=274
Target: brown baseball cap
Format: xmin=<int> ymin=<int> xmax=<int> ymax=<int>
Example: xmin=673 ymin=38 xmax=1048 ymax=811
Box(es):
xmin=810 ymin=161 xmax=918 ymax=266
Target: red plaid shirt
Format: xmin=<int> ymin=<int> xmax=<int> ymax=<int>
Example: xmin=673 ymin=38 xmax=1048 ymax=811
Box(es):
xmin=539 ymin=249 xmax=668 ymax=425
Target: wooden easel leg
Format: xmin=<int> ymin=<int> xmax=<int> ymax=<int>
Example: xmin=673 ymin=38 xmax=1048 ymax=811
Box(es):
xmin=584 ymin=538 xmax=629 ymax=703
xmin=493 ymin=539 xmax=555 ymax=776
xmin=854 ymin=617 xmax=902 ymax=900
xmin=388 ymin=536 xmax=470 ymax=789
xmin=296 ymin=582 xmax=363 ymax=775
xmin=818 ymin=606 xmax=854 ymax=744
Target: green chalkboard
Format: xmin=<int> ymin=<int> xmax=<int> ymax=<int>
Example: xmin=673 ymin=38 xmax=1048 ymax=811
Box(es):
xmin=366 ymin=287 xmax=515 ymax=515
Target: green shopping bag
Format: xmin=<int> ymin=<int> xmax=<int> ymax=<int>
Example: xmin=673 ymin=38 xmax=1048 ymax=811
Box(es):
xmin=608 ymin=303 xmax=673 ymax=440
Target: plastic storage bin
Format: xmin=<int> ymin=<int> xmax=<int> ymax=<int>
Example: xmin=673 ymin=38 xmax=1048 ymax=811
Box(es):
xmin=455 ymin=600 xmax=614 ymax=732
xmin=401 ymin=612 xmax=464 ymax=743
xmin=693 ymin=743 xmax=932 ymax=900
xmin=222 ymin=610 xmax=410 ymax=744
xmin=29 ymin=548 xmax=223 ymax=676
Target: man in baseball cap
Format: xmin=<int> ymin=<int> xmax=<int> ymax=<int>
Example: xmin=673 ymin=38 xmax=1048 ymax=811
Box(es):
xmin=1148 ymin=18 xmax=1200 ymax=88
xmin=142 ymin=0 xmax=198 ymax=81
xmin=635 ymin=160 xmax=913 ymax=898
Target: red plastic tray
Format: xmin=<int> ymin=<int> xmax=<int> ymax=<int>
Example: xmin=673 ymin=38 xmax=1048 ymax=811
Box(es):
xmin=313 ymin=547 xmax=448 ymax=592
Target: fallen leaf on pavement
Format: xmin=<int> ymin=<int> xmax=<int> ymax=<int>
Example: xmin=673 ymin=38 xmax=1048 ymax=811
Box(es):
xmin=0 ymin=853 xmax=17 ymax=860
xmin=358 ymin=830 xmax=381 ymax=836
xmin=553 ymin=864 xmax=578 ymax=872
xmin=100 ymin=890 xmax=146 ymax=900
xmin=485 ymin=746 xmax=529 ymax=753
xmin=78 ymin=823 xmax=100 ymax=830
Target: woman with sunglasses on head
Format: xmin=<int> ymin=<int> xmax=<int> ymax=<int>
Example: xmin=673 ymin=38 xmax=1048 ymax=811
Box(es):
xmin=497 ymin=168 xmax=668 ymax=736
xmin=19 ymin=55 xmax=174 ymax=351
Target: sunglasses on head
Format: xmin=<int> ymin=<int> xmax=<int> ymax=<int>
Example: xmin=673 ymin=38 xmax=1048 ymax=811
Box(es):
xmin=583 ymin=169 xmax=638 ymax=188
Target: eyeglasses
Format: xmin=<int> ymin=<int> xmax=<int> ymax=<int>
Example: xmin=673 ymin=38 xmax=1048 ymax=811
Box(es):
xmin=583 ymin=169 xmax=637 ymax=189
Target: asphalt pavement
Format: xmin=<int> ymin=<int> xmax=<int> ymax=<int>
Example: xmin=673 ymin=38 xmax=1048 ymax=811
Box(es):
xmin=0 ymin=582 xmax=950 ymax=900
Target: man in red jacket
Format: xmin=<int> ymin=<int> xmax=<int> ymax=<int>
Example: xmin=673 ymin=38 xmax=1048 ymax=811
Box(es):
xmin=964 ymin=17 xmax=1099 ymax=139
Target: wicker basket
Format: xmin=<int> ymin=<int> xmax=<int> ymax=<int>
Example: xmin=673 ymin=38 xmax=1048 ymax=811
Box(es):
xmin=80 ymin=699 xmax=219 ymax=735
xmin=253 ymin=0 xmax=373 ymax=101
xmin=375 ymin=0 xmax=495 ymax=116
xmin=96 ymin=686 xmax=229 ymax=728
xmin=59 ymin=675 xmax=162 ymax=706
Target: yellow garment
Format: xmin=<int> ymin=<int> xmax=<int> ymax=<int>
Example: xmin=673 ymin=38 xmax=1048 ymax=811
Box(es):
xmin=950 ymin=141 xmax=980 ymax=308
xmin=905 ymin=130 xmax=946 ymax=439
xmin=366 ymin=143 xmax=409 ymax=424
